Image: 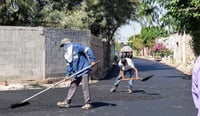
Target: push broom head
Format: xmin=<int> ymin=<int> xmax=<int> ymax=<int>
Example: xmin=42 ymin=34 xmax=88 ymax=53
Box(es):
xmin=141 ymin=75 xmax=154 ymax=81
xmin=10 ymin=101 xmax=30 ymax=109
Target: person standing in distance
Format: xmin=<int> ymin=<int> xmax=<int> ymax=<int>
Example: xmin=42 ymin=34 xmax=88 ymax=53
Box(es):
xmin=57 ymin=38 xmax=96 ymax=110
xmin=192 ymin=55 xmax=200 ymax=116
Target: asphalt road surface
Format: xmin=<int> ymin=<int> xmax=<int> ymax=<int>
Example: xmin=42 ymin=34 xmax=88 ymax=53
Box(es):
xmin=0 ymin=58 xmax=197 ymax=116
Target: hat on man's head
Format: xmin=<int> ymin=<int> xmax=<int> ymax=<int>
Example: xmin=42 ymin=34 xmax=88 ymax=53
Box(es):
xmin=60 ymin=38 xmax=71 ymax=47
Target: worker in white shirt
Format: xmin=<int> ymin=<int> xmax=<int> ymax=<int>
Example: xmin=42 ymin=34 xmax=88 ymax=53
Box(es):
xmin=110 ymin=57 xmax=139 ymax=94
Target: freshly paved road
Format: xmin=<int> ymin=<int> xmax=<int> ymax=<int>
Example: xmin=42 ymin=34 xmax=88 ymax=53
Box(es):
xmin=0 ymin=58 xmax=196 ymax=116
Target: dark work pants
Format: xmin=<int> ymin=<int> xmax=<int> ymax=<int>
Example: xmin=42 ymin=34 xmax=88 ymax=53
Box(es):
xmin=65 ymin=74 xmax=91 ymax=104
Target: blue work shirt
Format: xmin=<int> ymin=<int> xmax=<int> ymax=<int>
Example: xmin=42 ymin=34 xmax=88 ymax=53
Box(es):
xmin=64 ymin=43 xmax=95 ymax=78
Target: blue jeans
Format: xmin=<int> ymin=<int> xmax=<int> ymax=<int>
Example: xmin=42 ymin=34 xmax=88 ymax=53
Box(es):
xmin=114 ymin=69 xmax=134 ymax=90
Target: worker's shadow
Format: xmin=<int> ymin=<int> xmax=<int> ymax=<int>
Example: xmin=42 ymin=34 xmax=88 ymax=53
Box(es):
xmin=132 ymin=89 xmax=146 ymax=94
xmin=117 ymin=89 xmax=146 ymax=94
xmin=71 ymin=102 xmax=116 ymax=109
xmin=91 ymin=102 xmax=117 ymax=108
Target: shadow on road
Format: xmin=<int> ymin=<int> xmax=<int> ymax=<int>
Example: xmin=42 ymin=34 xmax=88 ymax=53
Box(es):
xmin=91 ymin=102 xmax=117 ymax=108
xmin=70 ymin=102 xmax=117 ymax=109
xmin=117 ymin=89 xmax=146 ymax=94
xmin=133 ymin=89 xmax=146 ymax=94
xmin=113 ymin=89 xmax=161 ymax=96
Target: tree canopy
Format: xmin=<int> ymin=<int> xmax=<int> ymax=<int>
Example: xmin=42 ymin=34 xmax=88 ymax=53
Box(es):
xmin=0 ymin=0 xmax=93 ymax=29
xmin=139 ymin=26 xmax=168 ymax=46
xmin=0 ymin=0 xmax=139 ymax=44
xmin=157 ymin=0 xmax=200 ymax=55
xmin=85 ymin=0 xmax=138 ymax=43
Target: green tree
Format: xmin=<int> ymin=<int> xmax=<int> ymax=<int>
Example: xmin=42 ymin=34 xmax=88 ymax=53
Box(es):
xmin=139 ymin=26 xmax=168 ymax=47
xmin=128 ymin=35 xmax=144 ymax=56
xmin=157 ymin=0 xmax=200 ymax=55
xmin=135 ymin=0 xmax=169 ymax=52
xmin=0 ymin=0 xmax=92 ymax=28
xmin=0 ymin=0 xmax=38 ymax=26
xmin=39 ymin=1 xmax=94 ymax=29
xmin=86 ymin=0 xmax=139 ymax=43
xmin=0 ymin=0 xmax=139 ymax=41
xmin=138 ymin=0 xmax=166 ymax=28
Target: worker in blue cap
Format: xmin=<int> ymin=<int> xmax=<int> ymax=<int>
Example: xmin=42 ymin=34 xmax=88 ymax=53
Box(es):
xmin=57 ymin=38 xmax=96 ymax=110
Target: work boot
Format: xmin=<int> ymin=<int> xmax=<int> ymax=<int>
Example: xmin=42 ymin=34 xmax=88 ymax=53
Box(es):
xmin=110 ymin=86 xmax=116 ymax=92
xmin=82 ymin=103 xmax=92 ymax=110
xmin=57 ymin=101 xmax=70 ymax=108
xmin=128 ymin=89 xmax=133 ymax=94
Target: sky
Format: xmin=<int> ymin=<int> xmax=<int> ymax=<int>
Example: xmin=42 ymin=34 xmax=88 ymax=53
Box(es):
xmin=115 ymin=21 xmax=142 ymax=42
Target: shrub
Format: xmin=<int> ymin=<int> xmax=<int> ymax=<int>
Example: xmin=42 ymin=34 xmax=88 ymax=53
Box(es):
xmin=151 ymin=43 xmax=173 ymax=57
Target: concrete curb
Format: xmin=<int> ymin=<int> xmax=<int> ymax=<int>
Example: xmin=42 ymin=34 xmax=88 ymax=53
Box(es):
xmin=0 ymin=78 xmax=99 ymax=91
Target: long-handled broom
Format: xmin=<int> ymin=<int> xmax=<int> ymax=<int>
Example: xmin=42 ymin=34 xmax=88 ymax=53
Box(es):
xmin=123 ymin=74 xmax=154 ymax=81
xmin=10 ymin=61 xmax=100 ymax=108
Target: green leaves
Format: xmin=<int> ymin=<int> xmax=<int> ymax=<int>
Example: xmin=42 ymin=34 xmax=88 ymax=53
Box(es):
xmin=128 ymin=26 xmax=168 ymax=51
xmin=0 ymin=0 xmax=139 ymax=43
xmin=158 ymin=0 xmax=200 ymax=33
xmin=86 ymin=0 xmax=138 ymax=42
xmin=157 ymin=0 xmax=200 ymax=55
xmin=140 ymin=26 xmax=168 ymax=43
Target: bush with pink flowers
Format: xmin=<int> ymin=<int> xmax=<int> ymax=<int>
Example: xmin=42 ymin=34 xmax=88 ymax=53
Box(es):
xmin=151 ymin=43 xmax=173 ymax=59
xmin=151 ymin=43 xmax=166 ymax=52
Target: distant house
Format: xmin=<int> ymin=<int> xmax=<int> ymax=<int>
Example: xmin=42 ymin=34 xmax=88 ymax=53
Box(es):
xmin=156 ymin=33 xmax=195 ymax=66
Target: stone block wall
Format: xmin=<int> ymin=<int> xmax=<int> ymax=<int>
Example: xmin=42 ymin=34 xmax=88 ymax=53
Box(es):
xmin=0 ymin=26 xmax=45 ymax=81
xmin=89 ymin=35 xmax=108 ymax=80
xmin=43 ymin=28 xmax=91 ymax=78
